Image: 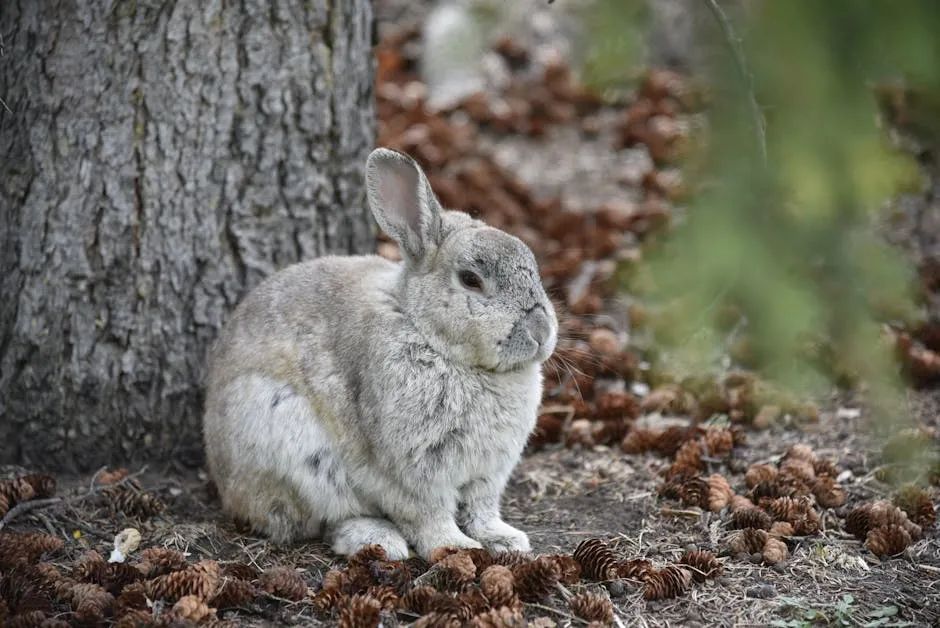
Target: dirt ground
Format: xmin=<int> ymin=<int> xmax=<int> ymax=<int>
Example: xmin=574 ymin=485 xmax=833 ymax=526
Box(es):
xmin=3 ymin=1 xmax=939 ymax=626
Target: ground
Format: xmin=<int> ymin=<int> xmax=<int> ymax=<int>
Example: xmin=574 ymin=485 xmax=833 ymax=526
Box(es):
xmin=2 ymin=0 xmax=940 ymax=626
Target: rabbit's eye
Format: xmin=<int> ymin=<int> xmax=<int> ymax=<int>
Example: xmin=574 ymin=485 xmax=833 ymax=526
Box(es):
xmin=458 ymin=270 xmax=484 ymax=292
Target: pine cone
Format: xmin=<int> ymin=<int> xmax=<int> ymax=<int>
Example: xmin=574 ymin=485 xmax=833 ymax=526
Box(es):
xmin=104 ymin=485 xmax=165 ymax=519
xmin=62 ymin=582 xmax=115 ymax=622
xmin=547 ymin=555 xmax=581 ymax=584
xmin=678 ymin=550 xmax=721 ymax=582
xmin=146 ymin=559 xmax=220 ymax=602
xmin=96 ymin=468 xmax=130 ymax=485
xmin=511 ymin=557 xmax=560 ymax=602
xmin=490 ymin=552 xmax=531 ymax=568
xmin=437 ymin=552 xmax=477 ymax=590
xmin=0 ymin=532 xmax=64 ymax=569
xmin=702 ymin=428 xmax=734 ymax=457
xmin=415 ymin=611 xmax=462 ymax=628
xmin=569 ymin=592 xmax=614 ymax=623
xmin=480 ymin=565 xmax=515 ymax=608
xmin=365 ymin=585 xmax=399 ymax=611
xmin=676 ymin=476 xmax=709 ymax=509
xmin=338 ymin=593 xmax=382 ymax=628
xmin=673 ymin=439 xmax=703 ymax=471
xmin=621 ymin=428 xmax=659 ymax=454
xmin=785 ymin=444 xmax=816 ymax=462
xmin=6 ymin=611 xmax=54 ymax=628
xmin=171 ymin=594 xmax=215 ymax=623
xmin=221 ymin=562 xmax=260 ymax=581
xmin=730 ymin=495 xmax=756 ymax=512
xmin=371 ymin=559 xmax=414 ymax=594
xmin=73 ymin=550 xmax=109 ymax=584
xmin=812 ymin=476 xmax=847 ymax=508
xmin=456 ymin=588 xmax=490 ymax=619
xmin=780 ymin=458 xmax=816 ymax=483
xmin=728 ymin=528 xmax=768 ymax=555
xmin=761 ymin=538 xmax=788 ymax=564
xmin=20 ymin=475 xmax=56 ymax=499
xmin=769 ymin=521 xmax=794 ymax=537
xmin=616 ymin=558 xmax=653 ymax=581
xmin=114 ymin=609 xmax=154 ymax=628
xmin=211 ymin=578 xmax=258 ymax=609
xmin=732 ymin=507 xmax=772 ymax=531
xmin=0 ymin=477 xmax=36 ymax=518
xmin=469 ymin=606 xmax=526 ymax=628
xmin=893 ymin=485 xmax=936 ymax=528
xmin=707 ymin=474 xmax=734 ymax=512
xmin=321 ymin=568 xmax=349 ymax=592
xmin=349 ymin=544 xmax=389 ymax=566
xmin=745 ymin=464 xmax=778 ymax=489
xmin=460 ymin=548 xmax=496 ymax=573
xmin=573 ymin=539 xmax=619 ymax=580
xmin=401 ymin=585 xmax=440 ymax=614
xmin=749 ymin=480 xmax=781 ymax=502
xmin=864 ymin=525 xmax=912 ymax=557
xmin=813 ymin=458 xmax=839 ymax=478
xmin=259 ymin=566 xmax=307 ymax=601
xmin=136 ymin=547 xmax=189 ymax=577
xmin=311 ymin=587 xmax=346 ymax=613
xmin=114 ymin=582 xmax=149 ymax=617
xmin=767 ymin=497 xmax=820 ymax=535
xmin=655 ymin=426 xmax=697 ymax=457
xmin=643 ymin=566 xmax=691 ymax=600
xmin=845 ymin=501 xmax=921 ymax=540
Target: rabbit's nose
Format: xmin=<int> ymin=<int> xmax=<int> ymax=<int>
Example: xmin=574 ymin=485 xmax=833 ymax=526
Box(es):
xmin=525 ymin=307 xmax=554 ymax=349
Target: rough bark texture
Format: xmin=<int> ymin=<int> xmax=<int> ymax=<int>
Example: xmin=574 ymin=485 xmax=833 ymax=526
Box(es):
xmin=0 ymin=0 xmax=375 ymax=471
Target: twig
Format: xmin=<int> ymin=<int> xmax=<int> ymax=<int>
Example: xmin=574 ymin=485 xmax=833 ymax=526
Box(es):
xmin=0 ymin=466 xmax=149 ymax=531
xmin=525 ymin=602 xmax=589 ymax=625
xmin=0 ymin=95 xmax=12 ymax=115
xmin=703 ymin=0 xmax=767 ymax=165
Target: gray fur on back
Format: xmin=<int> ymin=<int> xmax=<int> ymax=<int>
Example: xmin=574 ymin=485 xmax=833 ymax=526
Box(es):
xmin=203 ymin=148 xmax=557 ymax=559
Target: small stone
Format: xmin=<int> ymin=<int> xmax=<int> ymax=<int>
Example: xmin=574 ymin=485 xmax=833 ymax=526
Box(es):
xmin=604 ymin=579 xmax=626 ymax=598
xmin=746 ymin=584 xmax=776 ymax=599
xmin=684 ymin=544 xmax=698 ymax=553
xmin=772 ymin=563 xmax=786 ymax=573
xmin=735 ymin=552 xmax=750 ymax=562
xmin=749 ymin=552 xmax=763 ymax=564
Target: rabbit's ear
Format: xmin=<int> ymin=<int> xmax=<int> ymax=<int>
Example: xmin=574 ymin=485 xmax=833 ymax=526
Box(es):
xmin=366 ymin=148 xmax=442 ymax=263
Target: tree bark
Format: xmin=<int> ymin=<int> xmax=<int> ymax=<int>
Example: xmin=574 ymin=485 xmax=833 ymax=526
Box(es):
xmin=0 ymin=0 xmax=375 ymax=471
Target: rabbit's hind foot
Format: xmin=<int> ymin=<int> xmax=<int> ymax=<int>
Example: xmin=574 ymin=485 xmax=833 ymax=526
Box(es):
xmin=329 ymin=516 xmax=410 ymax=560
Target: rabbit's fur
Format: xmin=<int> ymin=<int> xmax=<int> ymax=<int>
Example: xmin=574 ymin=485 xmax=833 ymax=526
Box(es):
xmin=203 ymin=148 xmax=557 ymax=559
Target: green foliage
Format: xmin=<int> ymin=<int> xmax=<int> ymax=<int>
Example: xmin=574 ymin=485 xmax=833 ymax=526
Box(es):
xmin=603 ymin=1 xmax=940 ymax=423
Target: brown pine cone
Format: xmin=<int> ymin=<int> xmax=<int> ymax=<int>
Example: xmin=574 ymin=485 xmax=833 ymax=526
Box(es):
xmin=221 ymin=562 xmax=260 ymax=581
xmin=456 ymin=588 xmax=490 ymax=619
xmin=136 ymin=547 xmax=189 ymax=577
xmin=469 ymin=605 xmax=526 ymax=628
xmin=511 ymin=557 xmax=560 ymax=602
xmin=673 ymin=439 xmax=703 ymax=471
xmin=677 ymin=550 xmax=721 ymax=582
xmin=547 ymin=555 xmax=581 ymax=584
xmin=785 ymin=444 xmax=817 ymax=462
xmin=338 ymin=593 xmax=382 ymax=628
xmin=321 ymin=569 xmax=350 ymax=592
xmin=656 ymin=425 xmax=701 ymax=457
xmin=311 ymin=587 xmax=347 ymax=613
xmin=349 ymin=544 xmax=389 ymax=566
xmin=732 ymin=507 xmax=772 ymax=531
xmin=642 ymin=566 xmax=691 ymax=600
xmin=745 ymin=463 xmax=778 ymax=488
xmin=437 ymin=552 xmax=477 ymax=590
xmin=728 ymin=528 xmax=768 ymax=555
xmin=893 ymin=485 xmax=936 ymax=528
xmin=6 ymin=611 xmax=55 ymax=628
xmin=371 ymin=559 xmax=414 ymax=594
xmin=730 ymin=495 xmax=756 ymax=512
xmin=767 ymin=497 xmax=820 ymax=534
xmin=0 ymin=531 xmax=64 ymax=569
xmin=749 ymin=480 xmax=781 ymax=502
xmin=73 ymin=550 xmax=109 ymax=584
xmin=621 ymin=428 xmax=659 ymax=454
xmin=769 ymin=521 xmax=794 ymax=537
xmin=96 ymin=468 xmax=130 ymax=485
xmin=63 ymin=582 xmax=115 ymax=622
xmin=845 ymin=501 xmax=921 ymax=540
xmin=762 ymin=538 xmax=788 ymax=564
xmin=707 ymin=474 xmax=734 ymax=512
xmin=573 ymin=539 xmax=619 ymax=580
xmin=864 ymin=525 xmax=912 ymax=558
xmin=401 ymin=585 xmax=440 ymax=614
xmin=0 ymin=477 xmax=36 ymax=518
xmin=114 ymin=582 xmax=149 ymax=617
xmin=490 ymin=551 xmax=531 ymax=568
xmin=415 ymin=611 xmax=463 ymax=628
xmin=480 ymin=565 xmax=515 ymax=608
xmin=171 ymin=594 xmax=215 ymax=623
xmin=20 ymin=474 xmax=56 ymax=500
xmin=813 ymin=458 xmax=839 ymax=478
xmin=702 ymin=428 xmax=734 ymax=457
xmin=104 ymin=485 xmax=165 ymax=519
xmin=780 ymin=458 xmax=816 ymax=483
xmin=365 ymin=585 xmax=400 ymax=611
xmin=146 ymin=559 xmax=220 ymax=602
xmin=113 ymin=608 xmax=154 ymax=628
xmin=616 ymin=558 xmax=654 ymax=581
xmin=676 ymin=476 xmax=709 ymax=509
xmin=211 ymin=578 xmax=258 ymax=609
xmin=569 ymin=592 xmax=614 ymax=624
xmin=460 ymin=548 xmax=496 ymax=573
xmin=812 ymin=476 xmax=846 ymax=508
xmin=259 ymin=566 xmax=307 ymax=601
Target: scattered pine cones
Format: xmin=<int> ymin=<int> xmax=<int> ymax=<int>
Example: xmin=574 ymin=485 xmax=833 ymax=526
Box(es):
xmin=864 ymin=525 xmax=912 ymax=558
xmin=470 ymin=605 xmax=526 ymax=628
xmin=479 ymin=565 xmax=516 ymax=608
xmin=732 ymin=507 xmax=772 ymax=531
xmin=259 ymin=566 xmax=307 ymax=601
xmin=146 ymin=559 xmax=220 ymax=602
xmin=103 ymin=485 xmax=165 ymax=519
xmin=512 ymin=557 xmax=560 ymax=602
xmin=707 ymin=474 xmax=734 ymax=512
xmin=338 ymin=593 xmax=382 ymax=628
xmin=728 ymin=528 xmax=768 ymax=555
xmin=893 ymin=485 xmax=936 ymax=528
xmin=678 ymin=550 xmax=721 ymax=582
xmin=616 ymin=558 xmax=654 ymax=581
xmin=844 ymin=501 xmax=922 ymax=541
xmin=0 ymin=531 xmax=64 ymax=569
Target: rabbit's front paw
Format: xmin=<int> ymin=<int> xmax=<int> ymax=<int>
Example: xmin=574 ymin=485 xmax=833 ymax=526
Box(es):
xmin=465 ymin=519 xmax=531 ymax=553
xmin=416 ymin=532 xmax=482 ymax=560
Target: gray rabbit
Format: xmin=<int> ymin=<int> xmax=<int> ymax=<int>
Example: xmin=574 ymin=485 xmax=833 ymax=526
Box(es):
xmin=203 ymin=148 xmax=557 ymax=559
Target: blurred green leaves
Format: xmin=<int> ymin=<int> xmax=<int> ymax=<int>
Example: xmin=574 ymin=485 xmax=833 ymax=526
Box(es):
xmin=600 ymin=1 xmax=940 ymax=421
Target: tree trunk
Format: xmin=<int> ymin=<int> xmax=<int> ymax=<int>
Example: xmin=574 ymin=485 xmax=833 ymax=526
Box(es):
xmin=0 ymin=0 xmax=375 ymax=471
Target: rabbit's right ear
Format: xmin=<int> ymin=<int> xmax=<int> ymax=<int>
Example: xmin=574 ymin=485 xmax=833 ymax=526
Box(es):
xmin=366 ymin=148 xmax=442 ymax=263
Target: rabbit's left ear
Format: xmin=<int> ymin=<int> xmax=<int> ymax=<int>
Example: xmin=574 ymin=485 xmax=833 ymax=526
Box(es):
xmin=366 ymin=148 xmax=443 ymax=263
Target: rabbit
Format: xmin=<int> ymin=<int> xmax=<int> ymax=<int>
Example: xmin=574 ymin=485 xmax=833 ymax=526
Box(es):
xmin=203 ymin=148 xmax=558 ymax=560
